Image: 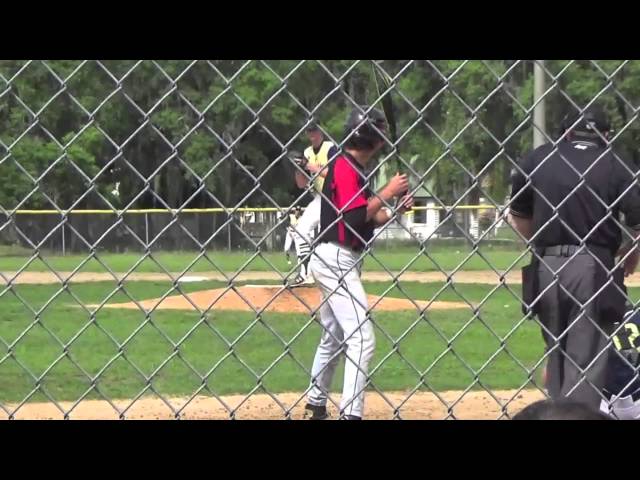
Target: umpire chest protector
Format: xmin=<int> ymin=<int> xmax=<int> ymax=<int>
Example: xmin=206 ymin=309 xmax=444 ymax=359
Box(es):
xmin=304 ymin=141 xmax=333 ymax=193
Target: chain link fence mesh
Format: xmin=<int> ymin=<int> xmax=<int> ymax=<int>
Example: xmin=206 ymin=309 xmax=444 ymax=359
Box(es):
xmin=0 ymin=60 xmax=638 ymax=419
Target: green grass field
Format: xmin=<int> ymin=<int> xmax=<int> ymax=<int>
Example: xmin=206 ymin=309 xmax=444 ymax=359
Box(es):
xmin=0 ymin=246 xmax=530 ymax=274
xmin=5 ymin=277 xmax=628 ymax=405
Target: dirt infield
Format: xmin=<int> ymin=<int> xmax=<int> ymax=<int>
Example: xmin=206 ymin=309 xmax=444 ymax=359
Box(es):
xmin=7 ymin=269 xmax=640 ymax=286
xmin=93 ymin=285 xmax=467 ymax=313
xmin=0 ymin=388 xmax=545 ymax=420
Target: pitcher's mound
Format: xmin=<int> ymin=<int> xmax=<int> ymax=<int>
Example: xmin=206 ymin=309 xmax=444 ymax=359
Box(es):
xmin=97 ymin=286 xmax=468 ymax=313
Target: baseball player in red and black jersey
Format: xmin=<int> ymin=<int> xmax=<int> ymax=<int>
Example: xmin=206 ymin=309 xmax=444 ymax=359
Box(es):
xmin=303 ymin=107 xmax=413 ymax=420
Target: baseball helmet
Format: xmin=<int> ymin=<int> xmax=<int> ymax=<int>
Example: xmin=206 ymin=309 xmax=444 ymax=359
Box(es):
xmin=561 ymin=105 xmax=611 ymax=141
xmin=344 ymin=106 xmax=388 ymax=150
xmin=305 ymin=120 xmax=320 ymax=132
xmin=287 ymin=150 xmax=308 ymax=170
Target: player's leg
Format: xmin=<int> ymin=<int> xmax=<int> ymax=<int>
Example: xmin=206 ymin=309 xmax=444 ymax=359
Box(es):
xmin=294 ymin=196 xmax=321 ymax=282
xmin=559 ymin=256 xmax=612 ymax=409
xmin=305 ymin=200 xmax=321 ymax=240
xmin=290 ymin=232 xmax=310 ymax=284
xmin=535 ymin=256 xmax=566 ymax=400
xmin=313 ymin=243 xmax=375 ymax=419
xmin=305 ymin=291 xmax=344 ymax=419
xmin=302 ymin=204 xmax=322 ymax=284
xmin=305 ymin=243 xmax=346 ymax=419
xmin=291 ymin=229 xmax=310 ymax=284
xmin=337 ymin=267 xmax=374 ymax=419
xmin=561 ymin=306 xmax=611 ymax=408
xmin=297 ymin=239 xmax=311 ymax=281
xmin=296 ymin=196 xmax=321 ymax=245
xmin=284 ymin=230 xmax=293 ymax=264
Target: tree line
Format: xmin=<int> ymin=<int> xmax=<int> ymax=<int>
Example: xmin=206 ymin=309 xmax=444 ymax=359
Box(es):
xmin=1 ymin=60 xmax=638 ymax=214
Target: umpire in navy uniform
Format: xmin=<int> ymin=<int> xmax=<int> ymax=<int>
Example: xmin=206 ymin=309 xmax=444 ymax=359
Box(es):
xmin=509 ymin=106 xmax=640 ymax=409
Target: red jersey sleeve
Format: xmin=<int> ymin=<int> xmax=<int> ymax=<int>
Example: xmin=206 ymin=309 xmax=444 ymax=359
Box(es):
xmin=333 ymin=157 xmax=368 ymax=213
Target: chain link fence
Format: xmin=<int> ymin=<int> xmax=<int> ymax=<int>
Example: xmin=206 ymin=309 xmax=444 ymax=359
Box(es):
xmin=0 ymin=60 xmax=638 ymax=419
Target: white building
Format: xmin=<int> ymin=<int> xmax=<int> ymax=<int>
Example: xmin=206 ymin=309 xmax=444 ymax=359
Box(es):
xmin=371 ymin=157 xmax=502 ymax=243
xmin=372 ymin=156 xmax=439 ymax=242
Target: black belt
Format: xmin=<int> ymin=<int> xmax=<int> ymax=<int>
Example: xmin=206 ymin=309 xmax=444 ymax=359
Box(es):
xmin=538 ymin=245 xmax=591 ymax=257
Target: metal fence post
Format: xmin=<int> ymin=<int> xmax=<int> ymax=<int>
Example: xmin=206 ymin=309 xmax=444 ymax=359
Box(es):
xmin=145 ymin=213 xmax=149 ymax=247
xmin=61 ymin=221 xmax=66 ymax=256
xmin=534 ymin=60 xmax=547 ymax=148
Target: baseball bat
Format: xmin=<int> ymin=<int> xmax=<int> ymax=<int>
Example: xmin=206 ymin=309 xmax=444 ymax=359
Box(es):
xmin=372 ymin=62 xmax=409 ymax=211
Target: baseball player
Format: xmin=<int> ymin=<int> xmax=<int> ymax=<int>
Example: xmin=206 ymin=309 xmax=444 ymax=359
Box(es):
xmin=283 ymin=207 xmax=302 ymax=265
xmin=290 ymin=123 xmax=339 ymax=285
xmin=600 ymin=305 xmax=640 ymax=419
xmin=303 ymin=107 xmax=413 ymax=420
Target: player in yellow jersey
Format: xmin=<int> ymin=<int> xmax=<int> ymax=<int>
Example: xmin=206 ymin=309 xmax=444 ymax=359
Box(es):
xmin=291 ymin=122 xmax=338 ymax=285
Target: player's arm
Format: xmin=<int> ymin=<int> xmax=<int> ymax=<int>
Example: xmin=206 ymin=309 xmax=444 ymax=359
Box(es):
xmin=508 ymin=155 xmax=534 ymax=241
xmin=372 ymin=209 xmax=390 ymax=226
xmin=306 ymin=146 xmax=338 ymax=178
xmin=341 ymin=174 xmax=409 ymax=233
xmin=290 ymin=150 xmax=311 ymax=188
xmin=366 ymin=174 xmax=409 ymax=222
xmin=614 ymin=155 xmax=640 ymax=276
xmin=306 ymin=163 xmax=327 ymax=178
xmin=509 ymin=215 xmax=533 ymax=240
xmin=295 ymin=170 xmax=308 ymax=189
xmin=372 ymin=194 xmax=415 ymax=226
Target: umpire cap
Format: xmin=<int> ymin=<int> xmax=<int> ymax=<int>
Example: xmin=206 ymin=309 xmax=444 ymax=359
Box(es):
xmin=561 ymin=105 xmax=611 ymax=141
xmin=344 ymin=106 xmax=387 ymax=150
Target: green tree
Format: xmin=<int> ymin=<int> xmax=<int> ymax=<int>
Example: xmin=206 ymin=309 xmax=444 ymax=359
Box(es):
xmin=0 ymin=59 xmax=639 ymax=215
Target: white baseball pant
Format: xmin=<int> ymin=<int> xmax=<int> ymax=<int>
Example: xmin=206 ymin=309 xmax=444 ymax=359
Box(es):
xmin=307 ymin=242 xmax=376 ymax=418
xmin=295 ymin=195 xmax=321 ymax=245
xmin=293 ymin=195 xmax=321 ymax=279
xmin=284 ymin=229 xmax=295 ymax=255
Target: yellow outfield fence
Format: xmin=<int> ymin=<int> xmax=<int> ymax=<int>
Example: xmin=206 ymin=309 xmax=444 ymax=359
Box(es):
xmin=8 ymin=205 xmax=502 ymax=215
xmin=1 ymin=204 xmax=510 ymax=255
